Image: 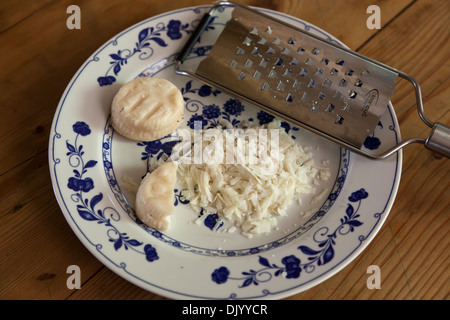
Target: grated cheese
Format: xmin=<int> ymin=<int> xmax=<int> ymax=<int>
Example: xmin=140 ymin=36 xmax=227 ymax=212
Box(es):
xmin=170 ymin=120 xmax=330 ymax=238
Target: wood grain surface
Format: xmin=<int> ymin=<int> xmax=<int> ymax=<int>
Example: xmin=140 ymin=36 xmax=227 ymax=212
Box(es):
xmin=0 ymin=0 xmax=448 ymax=300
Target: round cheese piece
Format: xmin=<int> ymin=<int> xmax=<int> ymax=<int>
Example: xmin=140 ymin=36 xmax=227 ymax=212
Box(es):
xmin=111 ymin=77 xmax=184 ymax=141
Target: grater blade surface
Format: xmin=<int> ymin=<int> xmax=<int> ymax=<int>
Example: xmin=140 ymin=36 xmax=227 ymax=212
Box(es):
xmin=194 ymin=4 xmax=398 ymax=148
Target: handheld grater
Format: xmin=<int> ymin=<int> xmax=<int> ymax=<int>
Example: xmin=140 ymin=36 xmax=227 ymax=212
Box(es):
xmin=175 ymin=1 xmax=449 ymax=160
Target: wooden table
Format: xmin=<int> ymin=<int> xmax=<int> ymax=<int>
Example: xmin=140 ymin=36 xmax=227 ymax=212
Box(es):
xmin=1 ymin=0 xmax=448 ymax=300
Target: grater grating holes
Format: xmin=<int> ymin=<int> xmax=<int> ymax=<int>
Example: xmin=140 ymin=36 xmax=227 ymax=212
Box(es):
xmin=299 ymin=67 xmax=308 ymax=77
xmin=244 ymin=59 xmax=253 ymax=68
xmin=297 ymin=47 xmax=306 ymax=55
xmin=275 ymin=58 xmax=283 ymax=66
xmin=283 ymin=68 xmax=292 ymax=77
xmin=326 ymin=103 xmax=335 ymax=112
xmin=266 ymin=47 xmax=275 ymax=55
xmin=322 ymin=78 xmax=332 ymax=88
xmin=251 ymin=47 xmax=260 ymax=56
xmin=229 ymin=24 xmax=367 ymax=125
xmin=281 ymin=47 xmax=290 ymax=55
xmin=318 ymin=91 xmax=326 ymax=100
xmin=259 ymin=58 xmax=268 ymax=67
xmin=242 ymin=36 xmax=252 ymax=46
xmin=257 ymin=36 xmax=267 ymax=45
xmin=308 ymin=79 xmax=316 ymax=88
xmin=335 ymin=115 xmax=344 ymax=125
xmin=333 ymin=91 xmax=341 ymax=99
xmin=277 ymin=81 xmax=285 ymax=91
xmin=286 ymin=93 xmax=294 ymax=102
xmin=188 ymin=4 xmax=401 ymax=151
xmin=311 ymin=48 xmax=320 ymax=55
xmin=311 ymin=102 xmax=319 ymax=113
xmin=301 ymin=92 xmax=309 ymax=101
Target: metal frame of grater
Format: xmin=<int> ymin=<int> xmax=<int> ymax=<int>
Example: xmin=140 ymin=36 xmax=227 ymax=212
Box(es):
xmin=175 ymin=1 xmax=449 ymax=160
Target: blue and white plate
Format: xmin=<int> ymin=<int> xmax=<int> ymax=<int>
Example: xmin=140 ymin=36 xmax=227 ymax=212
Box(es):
xmin=49 ymin=5 xmax=402 ymax=299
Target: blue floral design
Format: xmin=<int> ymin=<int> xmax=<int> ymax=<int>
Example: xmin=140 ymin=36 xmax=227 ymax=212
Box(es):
xmin=202 ymin=104 xmax=221 ymax=119
xmin=174 ymin=189 xmax=190 ymax=206
xmin=281 ymin=255 xmax=301 ymax=279
xmin=363 ymin=122 xmax=383 ymax=150
xmin=193 ymin=46 xmax=208 ymax=56
xmin=181 ymin=81 xmax=221 ymax=101
xmin=204 ymin=214 xmax=220 ymax=230
xmin=97 ymin=76 xmax=116 ymax=86
xmin=211 ymin=188 xmax=367 ymax=287
xmin=68 ymin=177 xmax=94 ymax=193
xmin=297 ymin=188 xmax=365 ymax=266
xmin=211 ymin=255 xmax=302 ymax=287
xmin=73 ymin=121 xmax=91 ymax=136
xmin=144 ymin=244 xmax=159 ymax=262
xmin=280 ymin=121 xmax=299 ymax=134
xmin=97 ymin=26 xmax=169 ymax=86
xmin=192 ymin=208 xmax=224 ymax=232
xmin=211 ymin=266 xmax=230 ymax=284
xmin=138 ymin=139 xmax=179 ymax=161
xmin=223 ymin=99 xmax=244 ymax=116
xmin=166 ymin=20 xmax=188 ymax=40
xmin=349 ymin=188 xmax=369 ymax=202
xmin=67 ymin=121 xmax=159 ymax=263
xmin=104 ymin=160 xmax=112 ymax=170
xmin=257 ymin=111 xmax=275 ymax=125
xmin=364 ymin=135 xmax=381 ymax=150
xmin=198 ymin=85 xmax=213 ymax=97
xmin=187 ymin=114 xmax=208 ymax=130
xmin=98 ymin=17 xmax=219 ymax=86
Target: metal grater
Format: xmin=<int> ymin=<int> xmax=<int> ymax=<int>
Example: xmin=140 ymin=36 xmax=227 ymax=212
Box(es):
xmin=175 ymin=1 xmax=450 ymax=159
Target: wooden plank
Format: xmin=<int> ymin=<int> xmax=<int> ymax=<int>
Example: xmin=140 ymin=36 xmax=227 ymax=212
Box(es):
xmin=0 ymin=0 xmax=53 ymax=33
xmin=272 ymin=0 xmax=414 ymax=50
xmin=0 ymin=152 xmax=104 ymax=299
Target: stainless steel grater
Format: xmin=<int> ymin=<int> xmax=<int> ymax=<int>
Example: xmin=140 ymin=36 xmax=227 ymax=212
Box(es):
xmin=175 ymin=1 xmax=450 ymax=159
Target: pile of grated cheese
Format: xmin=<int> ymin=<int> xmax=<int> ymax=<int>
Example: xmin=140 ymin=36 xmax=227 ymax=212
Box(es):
xmin=170 ymin=120 xmax=330 ymax=238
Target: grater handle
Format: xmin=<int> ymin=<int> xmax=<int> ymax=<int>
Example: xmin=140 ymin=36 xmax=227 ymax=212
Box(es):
xmin=425 ymin=122 xmax=450 ymax=158
xmin=176 ymin=10 xmax=214 ymax=64
xmin=401 ymin=72 xmax=449 ymax=158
